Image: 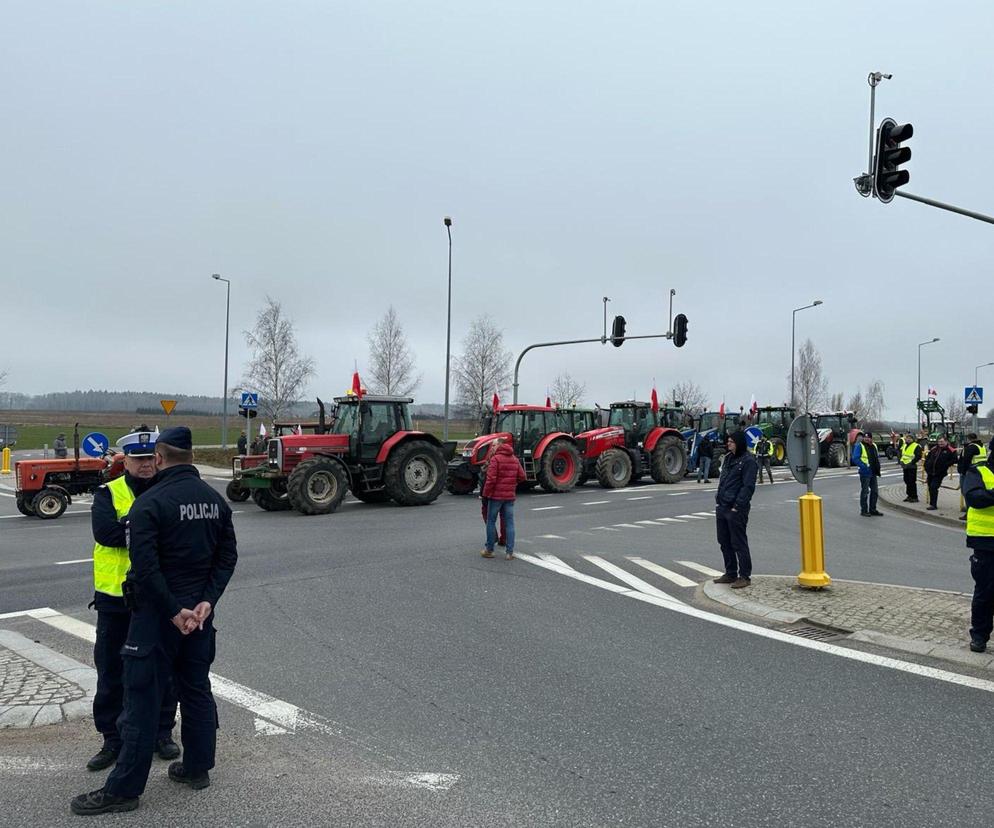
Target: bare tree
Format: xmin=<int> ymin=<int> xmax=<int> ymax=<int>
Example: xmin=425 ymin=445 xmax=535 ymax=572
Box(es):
xmin=828 ymin=391 xmax=844 ymax=411
xmin=454 ymin=315 xmax=513 ymax=418
xmin=366 ymin=306 xmax=421 ymax=396
xmin=791 ymin=339 xmax=828 ymax=412
xmin=550 ymin=372 xmax=586 ymax=407
xmin=242 ymin=296 xmax=316 ymax=421
xmin=671 ymin=380 xmax=709 ymax=417
xmin=846 ymin=389 xmax=864 ymax=417
xmin=864 ymin=379 xmax=886 ymax=421
xmin=945 ymin=393 xmax=966 ymax=424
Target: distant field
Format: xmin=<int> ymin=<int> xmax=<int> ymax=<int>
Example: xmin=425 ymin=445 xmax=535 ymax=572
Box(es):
xmin=1 ymin=411 xmax=480 ymax=449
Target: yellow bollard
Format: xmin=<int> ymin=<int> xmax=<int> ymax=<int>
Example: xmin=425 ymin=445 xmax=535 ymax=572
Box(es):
xmin=797 ymin=492 xmax=831 ymax=588
xmin=1 ymin=446 xmax=10 ymax=474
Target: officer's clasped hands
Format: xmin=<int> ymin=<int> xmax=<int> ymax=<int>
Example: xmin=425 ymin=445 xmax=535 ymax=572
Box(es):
xmin=170 ymin=602 xmax=212 ymax=636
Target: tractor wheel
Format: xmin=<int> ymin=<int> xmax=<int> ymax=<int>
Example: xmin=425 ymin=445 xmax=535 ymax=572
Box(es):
xmin=827 ymin=442 xmax=847 ymax=468
xmin=537 ymin=439 xmax=582 ymax=493
xmin=16 ymin=494 xmax=36 ymax=517
xmin=384 ymin=440 xmax=446 ymax=506
xmin=885 ymin=446 xmax=896 ymax=461
xmin=595 ymin=448 xmax=632 ymax=489
xmin=32 ymin=488 xmax=68 ymax=520
xmin=650 ymin=435 xmax=688 ymax=484
xmin=225 ymin=480 xmax=251 ymax=503
xmin=771 ymin=437 xmax=787 ymax=467
xmin=351 ymin=487 xmax=392 ymax=504
xmin=251 ymin=483 xmax=293 ymax=512
xmin=287 ymin=459 xmax=348 ymax=515
xmin=446 ymin=476 xmax=477 ymax=496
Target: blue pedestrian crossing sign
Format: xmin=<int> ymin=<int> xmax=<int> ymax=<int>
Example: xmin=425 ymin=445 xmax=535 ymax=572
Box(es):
xmin=81 ymin=432 xmax=109 ymax=458
xmin=240 ymin=392 xmax=259 ymax=409
xmin=965 ymin=386 xmax=984 ymax=405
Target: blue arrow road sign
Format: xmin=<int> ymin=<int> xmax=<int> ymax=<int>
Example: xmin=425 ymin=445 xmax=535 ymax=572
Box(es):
xmin=81 ymin=432 xmax=109 ymax=458
xmin=240 ymin=392 xmax=259 ymax=409
xmin=965 ymin=386 xmax=984 ymax=405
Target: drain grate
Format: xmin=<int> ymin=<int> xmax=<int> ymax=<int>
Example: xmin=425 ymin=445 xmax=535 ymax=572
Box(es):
xmin=783 ymin=625 xmax=848 ymax=642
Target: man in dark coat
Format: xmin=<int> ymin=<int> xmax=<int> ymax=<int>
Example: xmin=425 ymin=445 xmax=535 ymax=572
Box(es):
xmin=712 ymin=431 xmax=758 ymax=589
xmin=924 ymin=437 xmax=958 ymax=510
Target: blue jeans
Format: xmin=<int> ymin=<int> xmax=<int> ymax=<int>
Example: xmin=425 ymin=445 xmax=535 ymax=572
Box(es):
xmin=697 ymin=457 xmax=712 ymax=482
xmin=486 ymin=499 xmax=515 ymax=552
xmin=859 ymin=474 xmax=878 ymax=513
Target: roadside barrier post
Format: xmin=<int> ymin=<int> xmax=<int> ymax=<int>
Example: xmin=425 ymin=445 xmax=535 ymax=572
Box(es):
xmin=1 ymin=446 xmax=9 ymax=474
xmin=797 ymin=493 xmax=831 ymax=588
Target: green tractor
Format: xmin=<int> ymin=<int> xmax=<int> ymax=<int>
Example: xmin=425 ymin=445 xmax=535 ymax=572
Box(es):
xmin=753 ymin=406 xmax=796 ymax=466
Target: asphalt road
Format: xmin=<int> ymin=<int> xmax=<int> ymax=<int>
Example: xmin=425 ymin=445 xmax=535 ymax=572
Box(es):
xmin=0 ymin=461 xmax=985 ymax=827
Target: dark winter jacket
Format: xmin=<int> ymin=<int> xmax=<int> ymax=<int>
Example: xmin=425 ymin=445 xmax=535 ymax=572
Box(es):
xmin=716 ymin=431 xmax=758 ymax=511
xmin=963 ymin=461 xmax=994 ymax=552
xmin=924 ymin=445 xmax=957 ymax=479
xmin=866 ymin=442 xmax=881 ymax=477
xmin=481 ymin=443 xmax=526 ymax=501
xmin=699 ymin=439 xmax=714 ymax=460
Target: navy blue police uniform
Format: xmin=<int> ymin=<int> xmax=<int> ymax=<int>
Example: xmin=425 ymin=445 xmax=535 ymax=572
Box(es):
xmin=75 ymin=427 xmax=238 ymax=813
xmin=714 ymin=431 xmax=759 ymax=583
xmin=89 ymin=430 xmax=179 ymax=771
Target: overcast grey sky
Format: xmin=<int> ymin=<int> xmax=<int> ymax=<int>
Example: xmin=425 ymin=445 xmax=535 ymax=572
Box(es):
xmin=3 ymin=2 xmax=989 ymax=420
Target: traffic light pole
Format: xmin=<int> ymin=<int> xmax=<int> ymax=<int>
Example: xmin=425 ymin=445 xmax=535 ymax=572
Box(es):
xmin=893 ymin=190 xmax=994 ymax=226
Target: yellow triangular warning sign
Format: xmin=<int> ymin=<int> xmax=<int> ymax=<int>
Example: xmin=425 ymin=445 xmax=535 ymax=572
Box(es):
xmin=160 ymin=399 xmax=177 ymax=416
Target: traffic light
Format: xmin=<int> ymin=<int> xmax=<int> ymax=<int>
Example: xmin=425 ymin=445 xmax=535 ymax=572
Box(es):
xmin=611 ymin=315 xmax=626 ymax=347
xmin=967 ymin=404 xmax=979 ymax=415
xmin=673 ymin=313 xmax=688 ymax=348
xmin=873 ymin=117 xmax=913 ymax=203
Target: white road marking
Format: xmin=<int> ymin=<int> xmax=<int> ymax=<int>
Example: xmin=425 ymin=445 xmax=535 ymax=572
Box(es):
xmin=583 ymin=500 xmax=611 ymax=505
xmin=537 ymin=552 xmax=572 ymax=568
xmin=54 ymin=558 xmax=93 ymax=566
xmin=636 ymin=520 xmax=662 ymax=526
xmin=516 ymin=558 xmax=994 ymax=695
xmin=692 ymin=511 xmax=715 ymax=517
xmin=626 ymin=496 xmax=653 ymax=501
xmin=913 ymin=519 xmax=964 ymax=534
xmin=675 ymin=514 xmax=707 ymax=520
xmin=655 ymin=517 xmax=686 ymax=524
xmin=667 ymin=492 xmax=689 ymax=497
xmin=581 ymin=556 xmax=685 ymax=604
xmin=675 ymin=560 xmax=723 ymax=577
xmin=785 ymin=499 xmax=800 ymax=503
xmin=591 ymin=526 xmax=621 ymax=532
xmin=0 ymin=492 xmax=14 ymax=498
xmin=627 ymin=557 xmax=697 ymax=588
xmin=0 ymin=510 xmax=91 ymax=520
xmin=531 ymin=506 xmax=562 ymax=512
xmin=612 ymin=523 xmax=643 ymax=529
xmin=537 ymin=534 xmax=566 ymax=540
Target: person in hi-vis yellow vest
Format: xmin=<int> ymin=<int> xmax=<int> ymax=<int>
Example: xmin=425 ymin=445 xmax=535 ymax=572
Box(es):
xmin=86 ymin=430 xmax=179 ymax=772
xmin=963 ymin=451 xmax=994 ymax=653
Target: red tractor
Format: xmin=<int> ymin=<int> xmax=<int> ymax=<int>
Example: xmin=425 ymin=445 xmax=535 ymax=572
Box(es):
xmin=234 ymin=395 xmax=454 ymax=515
xmin=14 ymin=427 xmax=125 ymax=519
xmin=577 ymin=400 xmax=688 ymax=488
xmin=446 ymin=404 xmax=582 ymax=495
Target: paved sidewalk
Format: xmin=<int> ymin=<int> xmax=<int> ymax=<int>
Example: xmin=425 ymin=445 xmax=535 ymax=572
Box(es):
xmin=0 ymin=631 xmax=95 ymax=728
xmin=704 ymin=576 xmax=992 ymax=671
xmin=878 ymin=480 xmax=963 ymax=526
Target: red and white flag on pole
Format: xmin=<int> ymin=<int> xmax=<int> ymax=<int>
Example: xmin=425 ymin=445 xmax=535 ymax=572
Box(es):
xmin=719 ymin=400 xmax=726 ymax=417
xmin=750 ymin=395 xmax=758 ymax=416
xmin=650 ymin=387 xmax=659 ymax=414
xmin=545 ymin=395 xmax=552 ymax=408
xmin=352 ymin=371 xmax=363 ymax=398
xmin=927 ymin=386 xmax=937 ymax=397
xmin=492 ymin=389 xmax=500 ymax=412
xmin=259 ymin=421 xmax=267 ymax=438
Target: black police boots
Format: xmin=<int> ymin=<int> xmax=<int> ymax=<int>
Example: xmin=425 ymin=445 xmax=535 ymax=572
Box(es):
xmin=70 ymin=788 xmax=139 ymax=815
xmin=85 ymin=744 xmax=120 ymax=772
xmin=168 ymin=761 xmax=210 ymax=790
xmin=156 ymin=736 xmax=181 ymax=760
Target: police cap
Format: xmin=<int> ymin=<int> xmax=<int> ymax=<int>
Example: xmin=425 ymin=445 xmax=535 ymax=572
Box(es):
xmin=116 ymin=430 xmax=157 ymax=457
xmin=158 ymin=426 xmax=193 ymax=451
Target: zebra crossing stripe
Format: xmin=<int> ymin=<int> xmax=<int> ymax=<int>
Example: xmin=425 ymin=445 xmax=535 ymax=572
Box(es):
xmin=626 ymin=557 xmax=697 ymax=588
xmin=675 ymin=560 xmax=722 ymax=577
xmin=581 ymin=556 xmax=685 ymax=604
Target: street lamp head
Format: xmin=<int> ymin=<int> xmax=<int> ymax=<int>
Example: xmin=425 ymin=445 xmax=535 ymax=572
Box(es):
xmin=443 ymin=216 xmax=452 ymax=227
xmin=211 ymin=273 xmax=221 ymax=280
xmin=932 ymin=337 xmax=940 ymax=343
xmin=813 ymin=299 xmax=823 ymax=306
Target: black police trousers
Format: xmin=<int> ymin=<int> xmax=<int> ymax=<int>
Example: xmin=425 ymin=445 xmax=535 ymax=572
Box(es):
xmin=970 ymin=549 xmax=994 ymax=645
xmin=104 ymin=609 xmax=218 ymax=799
xmin=716 ymin=504 xmax=751 ymax=580
xmin=903 ymin=465 xmax=918 ymax=499
xmin=93 ymin=610 xmax=177 ymax=748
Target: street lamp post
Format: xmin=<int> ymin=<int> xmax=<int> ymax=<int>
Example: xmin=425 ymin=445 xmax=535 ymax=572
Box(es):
xmin=212 ymin=274 xmax=231 ymax=449
xmin=917 ymin=337 xmax=940 ymax=423
xmin=974 ymin=361 xmax=994 ymax=433
xmin=442 ymin=217 xmax=453 ymax=442
xmin=790 ymin=300 xmax=824 ymax=410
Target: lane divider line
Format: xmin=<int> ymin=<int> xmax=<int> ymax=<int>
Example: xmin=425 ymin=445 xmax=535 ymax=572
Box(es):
xmin=582 ymin=501 xmax=611 ymax=506
xmin=531 ymin=506 xmax=562 ymax=512
xmin=54 ymin=558 xmax=93 ymax=566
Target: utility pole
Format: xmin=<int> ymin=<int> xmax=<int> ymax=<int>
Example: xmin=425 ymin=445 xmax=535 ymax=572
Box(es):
xmin=211 ymin=274 xmax=231 ymax=448
xmin=442 ymin=217 xmax=453 ymax=441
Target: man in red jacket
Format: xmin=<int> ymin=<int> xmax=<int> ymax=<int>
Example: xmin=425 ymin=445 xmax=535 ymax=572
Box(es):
xmin=481 ymin=439 xmax=526 ymax=560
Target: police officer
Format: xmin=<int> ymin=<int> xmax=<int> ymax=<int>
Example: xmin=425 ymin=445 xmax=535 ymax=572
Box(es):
xmin=899 ymin=432 xmax=923 ymax=502
xmin=958 ymin=434 xmax=987 ymax=521
xmin=755 ymin=436 xmax=774 ymax=484
xmin=963 ymin=450 xmax=994 ymax=653
xmin=87 ymin=430 xmax=179 ymax=772
xmin=71 ymin=427 xmax=238 ymax=816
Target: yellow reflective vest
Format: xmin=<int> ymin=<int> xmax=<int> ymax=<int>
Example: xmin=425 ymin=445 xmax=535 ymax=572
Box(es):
xmin=900 ymin=441 xmax=920 ymax=467
xmin=967 ymin=466 xmax=994 ymax=539
xmin=973 ymin=445 xmax=989 ymax=467
xmin=92 ymin=476 xmax=136 ymax=597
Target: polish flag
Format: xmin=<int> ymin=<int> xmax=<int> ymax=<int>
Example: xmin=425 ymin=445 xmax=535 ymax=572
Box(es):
xmin=545 ymin=396 xmax=552 ymax=408
xmin=650 ymin=387 xmax=659 ymax=414
xmin=927 ymin=387 xmax=937 ymax=397
xmin=492 ymin=390 xmax=500 ymax=412
xmin=259 ymin=421 xmax=267 ymax=438
xmin=719 ymin=401 xmax=726 ymax=417
xmin=750 ymin=395 xmax=758 ymax=416
xmin=352 ymin=371 xmax=363 ymax=398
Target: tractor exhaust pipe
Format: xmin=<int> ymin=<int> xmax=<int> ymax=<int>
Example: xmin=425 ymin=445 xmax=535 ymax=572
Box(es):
xmin=73 ymin=422 xmax=81 ymax=470
xmin=317 ymin=398 xmax=328 ymax=434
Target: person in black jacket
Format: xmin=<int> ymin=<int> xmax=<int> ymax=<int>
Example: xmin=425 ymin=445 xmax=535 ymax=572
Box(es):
xmin=696 ymin=437 xmax=714 ymax=483
xmin=958 ymin=434 xmax=985 ymax=520
xmin=712 ymin=431 xmax=758 ymax=589
xmin=72 ymin=427 xmax=238 ymax=816
xmin=924 ymin=437 xmax=958 ymax=510
xmin=86 ymin=431 xmax=179 ymax=773
xmin=963 ymin=454 xmax=994 ymax=652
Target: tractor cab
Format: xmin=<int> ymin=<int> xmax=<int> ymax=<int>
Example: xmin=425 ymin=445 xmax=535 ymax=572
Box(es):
xmin=447 ymin=405 xmax=581 ymax=495
xmin=754 ymin=405 xmax=797 ymax=465
xmin=812 ymin=411 xmax=858 ymax=467
xmin=560 ymin=407 xmax=601 ymax=436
